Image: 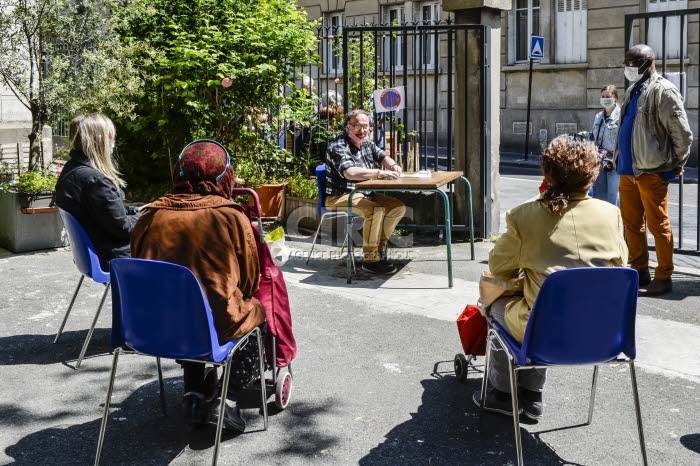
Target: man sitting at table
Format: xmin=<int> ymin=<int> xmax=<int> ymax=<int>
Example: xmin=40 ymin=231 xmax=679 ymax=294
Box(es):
xmin=325 ymin=109 xmax=406 ymax=275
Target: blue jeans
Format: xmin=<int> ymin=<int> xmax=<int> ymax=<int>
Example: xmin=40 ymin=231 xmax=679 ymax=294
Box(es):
xmin=592 ymin=170 xmax=620 ymax=206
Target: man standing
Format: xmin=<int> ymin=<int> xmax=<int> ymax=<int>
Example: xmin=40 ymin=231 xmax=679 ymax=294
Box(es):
xmin=326 ymin=109 xmax=406 ymax=274
xmin=614 ymin=44 xmax=693 ymax=296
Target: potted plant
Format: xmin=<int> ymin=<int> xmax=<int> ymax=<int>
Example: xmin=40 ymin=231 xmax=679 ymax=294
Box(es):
xmin=0 ymin=163 xmax=67 ymax=252
xmin=15 ymin=170 xmax=59 ymax=210
xmin=233 ymin=132 xmax=290 ymax=218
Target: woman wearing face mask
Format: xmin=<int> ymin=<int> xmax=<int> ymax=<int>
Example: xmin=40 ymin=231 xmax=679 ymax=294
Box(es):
xmin=587 ymin=85 xmax=621 ymax=205
xmin=55 ymin=113 xmax=142 ymax=270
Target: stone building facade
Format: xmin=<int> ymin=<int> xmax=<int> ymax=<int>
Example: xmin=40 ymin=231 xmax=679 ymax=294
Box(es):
xmin=297 ymin=0 xmax=699 ymax=166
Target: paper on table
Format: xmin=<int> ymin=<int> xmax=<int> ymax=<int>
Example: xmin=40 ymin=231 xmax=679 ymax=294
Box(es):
xmin=400 ymin=170 xmax=432 ymax=178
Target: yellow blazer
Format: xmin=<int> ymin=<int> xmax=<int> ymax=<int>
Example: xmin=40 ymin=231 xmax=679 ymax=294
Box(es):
xmin=489 ymin=192 xmax=628 ymax=342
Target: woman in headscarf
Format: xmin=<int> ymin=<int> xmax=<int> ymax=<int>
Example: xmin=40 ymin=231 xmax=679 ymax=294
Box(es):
xmin=473 ymin=134 xmax=628 ymax=421
xmin=55 ymin=113 xmax=142 ymax=270
xmin=131 ymin=140 xmax=265 ymax=434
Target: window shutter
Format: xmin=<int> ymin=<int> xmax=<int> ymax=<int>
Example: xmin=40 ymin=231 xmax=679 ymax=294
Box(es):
xmin=556 ymin=0 xmax=587 ymax=63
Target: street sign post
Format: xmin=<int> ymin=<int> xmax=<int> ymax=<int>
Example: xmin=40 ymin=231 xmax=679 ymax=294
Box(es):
xmin=524 ymin=36 xmax=545 ymax=160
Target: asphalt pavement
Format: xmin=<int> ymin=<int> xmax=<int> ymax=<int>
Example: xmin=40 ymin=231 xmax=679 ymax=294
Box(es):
xmin=1 ymin=161 xmax=699 ymax=465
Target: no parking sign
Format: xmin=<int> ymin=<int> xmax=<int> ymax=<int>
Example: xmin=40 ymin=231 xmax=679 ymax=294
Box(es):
xmin=373 ymin=86 xmax=405 ymax=113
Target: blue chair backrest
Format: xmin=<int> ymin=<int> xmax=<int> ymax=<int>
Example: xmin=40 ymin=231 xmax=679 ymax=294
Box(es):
xmin=519 ymin=267 xmax=639 ymax=366
xmin=315 ymin=164 xmax=327 ymax=216
xmin=109 ymin=258 xmax=234 ymax=362
xmin=58 ymin=208 xmax=109 ymax=282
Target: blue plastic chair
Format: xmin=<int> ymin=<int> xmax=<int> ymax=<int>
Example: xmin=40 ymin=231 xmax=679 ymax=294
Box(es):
xmin=306 ymin=164 xmax=355 ymax=271
xmin=95 ymin=258 xmax=268 ymax=465
xmin=479 ymin=267 xmax=646 ymax=466
xmin=55 ymin=208 xmax=111 ymax=368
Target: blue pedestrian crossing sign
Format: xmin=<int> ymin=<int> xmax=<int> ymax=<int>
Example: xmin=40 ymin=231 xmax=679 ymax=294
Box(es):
xmin=530 ymin=36 xmax=544 ymax=60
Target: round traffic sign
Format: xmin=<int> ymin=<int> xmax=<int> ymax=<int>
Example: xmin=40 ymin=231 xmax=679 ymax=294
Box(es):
xmin=380 ymin=89 xmax=401 ymax=111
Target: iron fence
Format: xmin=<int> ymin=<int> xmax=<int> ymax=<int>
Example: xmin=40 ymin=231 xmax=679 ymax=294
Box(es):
xmin=625 ymin=9 xmax=700 ymax=256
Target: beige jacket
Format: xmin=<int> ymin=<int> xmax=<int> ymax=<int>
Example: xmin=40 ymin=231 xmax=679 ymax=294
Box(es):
xmin=489 ymin=193 xmax=628 ymax=342
xmin=613 ymin=72 xmax=692 ymax=176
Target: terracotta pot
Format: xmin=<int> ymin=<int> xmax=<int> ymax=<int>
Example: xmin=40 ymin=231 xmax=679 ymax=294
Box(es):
xmin=252 ymin=184 xmax=285 ymax=218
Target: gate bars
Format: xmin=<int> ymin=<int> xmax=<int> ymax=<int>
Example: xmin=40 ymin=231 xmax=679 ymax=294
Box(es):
xmin=625 ymin=9 xmax=700 ymax=256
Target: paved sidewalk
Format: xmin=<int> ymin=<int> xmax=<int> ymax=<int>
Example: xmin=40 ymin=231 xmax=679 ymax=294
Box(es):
xmin=1 ymin=234 xmax=699 ymax=465
xmin=1 ymin=154 xmax=699 ymax=464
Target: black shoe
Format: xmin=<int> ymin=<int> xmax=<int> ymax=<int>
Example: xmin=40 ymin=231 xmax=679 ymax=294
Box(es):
xmin=473 ymin=387 xmax=522 ymax=417
xmin=519 ymin=388 xmax=543 ymax=420
xmin=209 ymin=398 xmax=246 ymax=434
xmin=182 ymin=392 xmax=211 ymax=430
xmin=362 ymin=260 xmax=397 ymax=275
xmin=641 ymin=277 xmax=672 ymax=296
xmin=637 ymin=268 xmax=651 ymax=287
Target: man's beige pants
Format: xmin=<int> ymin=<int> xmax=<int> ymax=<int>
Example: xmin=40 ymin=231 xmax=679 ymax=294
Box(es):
xmin=326 ymin=192 xmax=406 ymax=262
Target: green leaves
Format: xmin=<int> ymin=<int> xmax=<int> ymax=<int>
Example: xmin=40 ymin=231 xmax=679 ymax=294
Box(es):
xmin=112 ymin=0 xmax=319 ymax=191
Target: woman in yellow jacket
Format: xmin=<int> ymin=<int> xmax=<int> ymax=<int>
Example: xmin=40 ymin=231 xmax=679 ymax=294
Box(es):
xmin=473 ymin=134 xmax=628 ymax=421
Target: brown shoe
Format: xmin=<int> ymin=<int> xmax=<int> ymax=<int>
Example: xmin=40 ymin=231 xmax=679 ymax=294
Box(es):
xmin=642 ymin=277 xmax=672 ymax=296
xmin=637 ymin=268 xmax=651 ymax=287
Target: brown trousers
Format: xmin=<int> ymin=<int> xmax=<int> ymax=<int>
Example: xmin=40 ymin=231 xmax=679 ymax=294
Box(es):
xmin=326 ymin=192 xmax=406 ymax=262
xmin=618 ymin=174 xmax=674 ymax=280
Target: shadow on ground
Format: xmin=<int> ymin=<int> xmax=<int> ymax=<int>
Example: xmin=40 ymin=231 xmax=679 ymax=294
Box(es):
xmin=4 ymin=376 xmax=341 ymax=465
xmin=360 ymin=364 xmax=577 ymax=466
xmin=0 ymin=329 xmax=112 ymax=366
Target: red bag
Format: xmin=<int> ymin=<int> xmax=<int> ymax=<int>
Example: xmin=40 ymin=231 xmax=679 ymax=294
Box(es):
xmin=456 ymin=304 xmax=487 ymax=356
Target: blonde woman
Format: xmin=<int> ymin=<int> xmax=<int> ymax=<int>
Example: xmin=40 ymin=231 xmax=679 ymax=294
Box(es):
xmin=55 ymin=113 xmax=141 ymax=270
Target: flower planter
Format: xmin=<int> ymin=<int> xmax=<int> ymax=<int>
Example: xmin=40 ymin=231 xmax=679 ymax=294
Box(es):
xmin=0 ymin=192 xmax=67 ymax=252
xmin=18 ymin=192 xmax=56 ymax=210
xmin=251 ymin=184 xmax=285 ymax=219
xmin=284 ymin=195 xmax=319 ymax=231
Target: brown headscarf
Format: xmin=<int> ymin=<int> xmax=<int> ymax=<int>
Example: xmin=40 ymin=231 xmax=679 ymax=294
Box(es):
xmin=172 ymin=140 xmax=233 ymax=198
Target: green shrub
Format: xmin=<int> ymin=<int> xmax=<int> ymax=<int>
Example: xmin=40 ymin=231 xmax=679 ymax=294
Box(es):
xmin=16 ymin=170 xmax=58 ymax=193
xmin=285 ymin=171 xmax=317 ymax=199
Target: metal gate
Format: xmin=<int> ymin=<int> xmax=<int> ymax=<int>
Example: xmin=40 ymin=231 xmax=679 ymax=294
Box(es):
xmin=295 ymin=19 xmax=490 ymax=236
xmin=625 ymin=9 xmax=700 ymax=258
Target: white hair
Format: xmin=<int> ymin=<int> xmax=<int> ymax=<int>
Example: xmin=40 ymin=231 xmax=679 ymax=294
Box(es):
xmin=302 ymin=75 xmax=314 ymax=89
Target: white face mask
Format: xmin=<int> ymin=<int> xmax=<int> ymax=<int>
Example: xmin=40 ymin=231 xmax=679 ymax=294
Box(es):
xmin=624 ymin=66 xmax=644 ymax=83
xmin=600 ymin=97 xmax=615 ymax=108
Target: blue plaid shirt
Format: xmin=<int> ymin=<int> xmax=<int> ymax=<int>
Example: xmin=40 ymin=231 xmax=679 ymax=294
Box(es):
xmin=325 ymin=131 xmax=388 ymax=196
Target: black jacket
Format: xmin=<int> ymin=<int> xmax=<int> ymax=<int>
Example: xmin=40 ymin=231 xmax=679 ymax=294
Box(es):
xmin=55 ymin=150 xmax=141 ymax=270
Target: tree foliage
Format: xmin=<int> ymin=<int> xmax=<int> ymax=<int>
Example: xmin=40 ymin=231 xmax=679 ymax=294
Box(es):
xmin=0 ymin=0 xmax=144 ymax=169
xmin=114 ymin=0 xmax=318 ymax=195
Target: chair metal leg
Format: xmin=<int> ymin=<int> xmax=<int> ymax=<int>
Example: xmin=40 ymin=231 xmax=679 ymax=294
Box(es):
xmin=95 ymin=348 xmax=121 ymax=466
xmin=55 ymin=275 xmax=85 ymax=343
xmin=212 ymin=357 xmax=232 ymax=466
xmin=629 ymin=361 xmax=648 ymax=466
xmin=587 ymin=365 xmax=600 ymax=425
xmin=256 ymin=327 xmax=268 ymax=430
xmin=480 ymin=329 xmax=494 ymax=401
xmin=508 ymin=362 xmax=524 ymax=466
xmin=76 ymin=283 xmax=110 ymax=369
xmin=339 ymin=233 xmax=356 ymax=273
xmin=306 ymin=219 xmax=325 ymax=265
xmin=156 ymin=357 xmax=167 ymax=416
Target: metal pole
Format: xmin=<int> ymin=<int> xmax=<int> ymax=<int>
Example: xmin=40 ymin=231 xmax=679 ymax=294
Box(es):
xmin=524 ymin=58 xmax=534 ymax=161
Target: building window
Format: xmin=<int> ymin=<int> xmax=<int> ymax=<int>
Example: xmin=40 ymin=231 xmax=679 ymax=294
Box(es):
xmin=510 ymin=0 xmax=541 ymax=63
xmin=382 ymin=5 xmax=404 ymax=70
xmin=647 ymin=0 xmax=687 ymax=60
xmin=417 ymin=1 xmax=439 ymax=68
xmin=323 ymin=12 xmax=343 ymax=74
xmin=555 ymin=0 xmax=587 ymax=63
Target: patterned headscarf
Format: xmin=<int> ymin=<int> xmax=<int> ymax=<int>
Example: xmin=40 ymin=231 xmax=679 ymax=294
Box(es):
xmin=172 ymin=140 xmax=233 ymax=198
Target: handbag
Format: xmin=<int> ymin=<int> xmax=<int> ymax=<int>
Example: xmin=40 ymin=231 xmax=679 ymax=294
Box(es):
xmin=478 ymin=271 xmax=524 ymax=313
xmin=456 ymin=304 xmax=487 ymax=356
xmin=595 ymin=117 xmax=614 ymax=172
